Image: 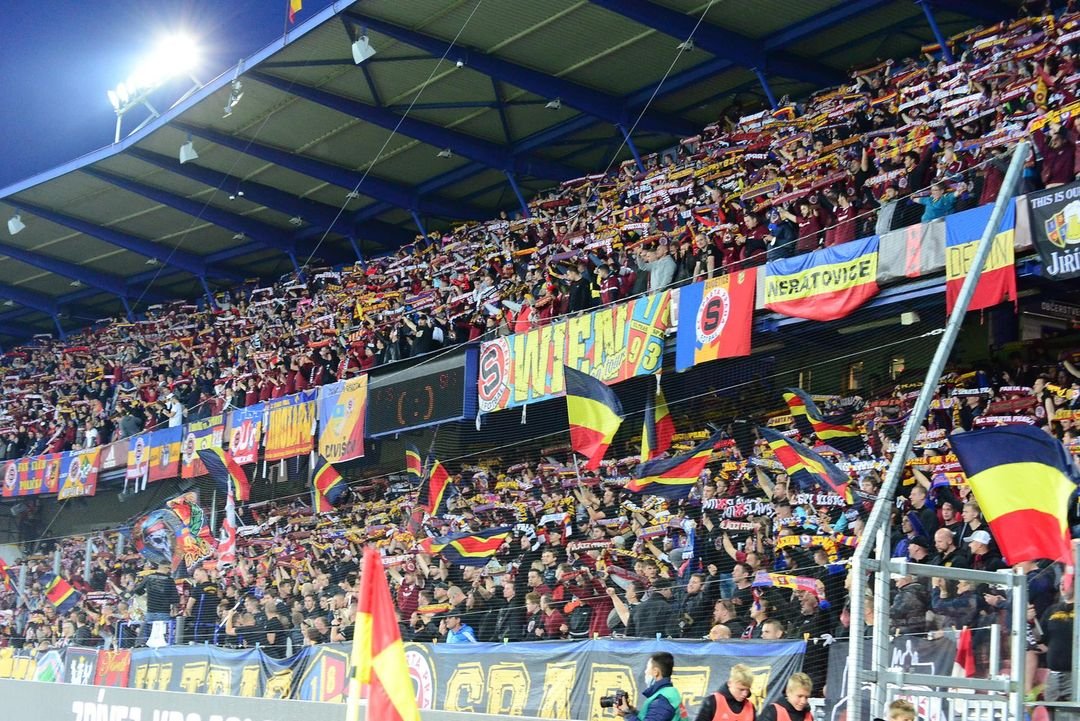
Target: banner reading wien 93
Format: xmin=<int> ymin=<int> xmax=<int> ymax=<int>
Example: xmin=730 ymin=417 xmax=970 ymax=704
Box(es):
xmin=478 ymin=292 xmax=671 ymax=412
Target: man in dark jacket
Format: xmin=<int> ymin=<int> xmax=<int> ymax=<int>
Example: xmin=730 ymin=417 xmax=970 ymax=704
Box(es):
xmin=491 ymin=582 xmax=526 ymax=642
xmin=134 ymin=563 xmax=179 ymax=646
xmin=889 ymin=574 xmax=929 ymax=636
xmin=629 ymin=578 xmax=673 ymax=639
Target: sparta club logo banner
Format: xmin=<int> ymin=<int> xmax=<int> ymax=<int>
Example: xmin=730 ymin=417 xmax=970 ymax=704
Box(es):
xmin=57 ymin=448 xmax=100 ymax=501
xmin=478 ymin=292 xmax=670 ymax=412
xmin=14 ymin=453 xmax=61 ymax=497
xmin=675 ymin=268 xmax=756 ymax=372
xmin=764 ymin=234 xmax=880 ymax=321
xmin=1027 ymin=180 xmax=1080 ymax=280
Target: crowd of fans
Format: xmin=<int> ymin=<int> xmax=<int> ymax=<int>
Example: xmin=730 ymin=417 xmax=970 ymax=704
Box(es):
xmin=0 ymin=2 xmax=1079 ymax=710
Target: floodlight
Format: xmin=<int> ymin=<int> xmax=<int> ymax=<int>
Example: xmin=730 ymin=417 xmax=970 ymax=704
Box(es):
xmin=179 ymin=138 xmax=198 ymax=164
xmin=437 ymin=148 xmax=453 ymax=158
xmin=69 ymin=280 xmax=83 ymax=288
xmin=117 ymin=83 xmax=130 ymax=105
xmin=107 ymin=90 xmax=121 ymax=111
xmin=352 ymin=36 xmax=376 ymax=64
xmin=289 ymin=216 xmax=303 ymax=226
xmin=7 ymin=214 xmax=25 ymax=236
xmin=677 ymin=39 xmax=695 ymax=52
xmin=546 ymin=98 xmax=561 ymax=110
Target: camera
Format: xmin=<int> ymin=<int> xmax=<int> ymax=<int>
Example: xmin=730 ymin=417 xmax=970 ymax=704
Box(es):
xmin=599 ymin=690 xmax=628 ymax=708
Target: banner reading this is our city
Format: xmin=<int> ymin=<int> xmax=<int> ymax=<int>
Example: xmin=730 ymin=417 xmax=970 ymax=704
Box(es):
xmin=478 ymin=291 xmax=670 ymax=412
xmin=317 ymin=376 xmax=367 ymax=463
xmin=265 ymin=389 xmax=317 ymax=461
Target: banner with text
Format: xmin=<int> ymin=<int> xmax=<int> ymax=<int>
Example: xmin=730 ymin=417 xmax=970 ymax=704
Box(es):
xmin=2 ymin=453 xmax=59 ymax=497
xmin=226 ymin=403 xmax=265 ymax=466
xmin=318 ymin=376 xmax=368 ymax=463
xmin=265 ymin=390 xmax=317 ymax=462
xmin=764 ymin=234 xmax=880 ymax=321
xmin=181 ymin=416 xmax=225 ymax=479
xmin=57 ymin=447 xmax=100 ymax=500
xmin=1027 ymin=180 xmax=1080 ymax=280
xmin=478 ymin=292 xmax=670 ymax=412
xmin=127 ymin=427 xmax=182 ymax=486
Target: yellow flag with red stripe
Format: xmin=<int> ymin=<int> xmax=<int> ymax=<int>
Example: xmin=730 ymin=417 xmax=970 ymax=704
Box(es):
xmin=349 ymin=545 xmax=420 ymax=721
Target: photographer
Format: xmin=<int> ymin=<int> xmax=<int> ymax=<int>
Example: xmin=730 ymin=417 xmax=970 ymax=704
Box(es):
xmin=615 ymin=651 xmax=685 ymax=721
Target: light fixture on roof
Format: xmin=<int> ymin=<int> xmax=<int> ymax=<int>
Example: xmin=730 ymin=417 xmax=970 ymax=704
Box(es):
xmin=289 ymin=216 xmax=303 ymax=226
xmin=676 ymin=39 xmax=695 ymax=52
xmin=232 ymin=232 xmax=246 ymax=241
xmin=69 ymin=280 xmax=83 ymax=288
xmin=545 ymin=98 xmax=561 ymax=111
xmin=351 ymin=35 xmax=377 ymax=64
xmin=145 ymin=257 xmax=160 ymax=266
xmin=107 ymin=33 xmax=203 ymax=143
xmin=222 ymin=79 xmax=244 ymax=118
xmin=437 ymin=148 xmax=453 ymax=159
xmin=7 ymin=214 xmax=25 ymax=236
xmin=179 ymin=135 xmax=199 ymax=165
xmin=2 ymin=300 xmax=13 ymax=307
xmin=346 ymin=190 xmax=361 ymax=200
xmin=228 ymin=188 xmax=245 ymax=201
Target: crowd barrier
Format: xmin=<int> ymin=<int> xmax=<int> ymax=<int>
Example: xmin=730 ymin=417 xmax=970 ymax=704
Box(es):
xmin=0 ymin=637 xmax=805 ymax=719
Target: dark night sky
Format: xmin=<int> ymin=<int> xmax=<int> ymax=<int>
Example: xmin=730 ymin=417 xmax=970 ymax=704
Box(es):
xmin=0 ymin=0 xmax=330 ymax=188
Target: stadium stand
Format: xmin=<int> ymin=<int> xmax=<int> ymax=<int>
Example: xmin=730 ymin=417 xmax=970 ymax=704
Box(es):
xmin=0 ymin=2 xmax=1079 ymax=719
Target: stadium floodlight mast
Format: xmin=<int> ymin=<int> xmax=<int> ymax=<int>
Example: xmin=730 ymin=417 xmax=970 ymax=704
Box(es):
xmin=107 ymin=34 xmax=203 ymax=143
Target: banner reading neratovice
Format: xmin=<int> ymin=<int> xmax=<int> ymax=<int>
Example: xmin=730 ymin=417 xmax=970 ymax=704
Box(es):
xmin=317 ymin=376 xmax=367 ymax=463
xmin=1027 ymin=180 xmax=1080 ymax=280
xmin=478 ymin=292 xmax=670 ymax=412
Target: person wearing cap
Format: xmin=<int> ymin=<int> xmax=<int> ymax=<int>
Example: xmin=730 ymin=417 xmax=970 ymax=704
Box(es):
xmin=907 ymin=536 xmax=939 ymax=565
xmin=966 ymin=530 xmax=1004 ymax=572
xmin=441 ymin=609 xmax=477 ymax=643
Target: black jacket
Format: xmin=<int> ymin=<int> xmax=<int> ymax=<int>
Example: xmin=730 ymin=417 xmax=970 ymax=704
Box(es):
xmin=134 ymin=572 xmax=179 ymax=615
xmin=629 ymin=594 xmax=673 ymax=639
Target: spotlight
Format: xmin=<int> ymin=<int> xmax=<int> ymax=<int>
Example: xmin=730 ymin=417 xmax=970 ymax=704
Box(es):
xmin=436 ymin=148 xmax=453 ymax=159
xmin=7 ymin=214 xmax=25 ymax=236
xmin=677 ymin=39 xmax=695 ymax=52
xmin=289 ymin=216 xmax=303 ymax=226
xmin=346 ymin=190 xmax=361 ymax=200
xmin=455 ymin=59 xmax=464 ymax=68
xmin=2 ymin=300 xmax=13 ymax=307
xmin=351 ymin=36 xmax=376 ymax=64
xmin=69 ymin=280 xmax=83 ymax=288
xmin=179 ymin=137 xmax=198 ymax=164
xmin=223 ymin=79 xmax=244 ymax=118
xmin=545 ymin=98 xmax=561 ymax=110
xmin=145 ymin=258 xmax=160 ymax=266
xmin=232 ymin=232 xmax=246 ymax=241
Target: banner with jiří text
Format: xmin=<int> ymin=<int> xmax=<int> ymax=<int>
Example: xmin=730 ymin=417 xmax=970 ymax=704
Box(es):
xmin=478 ymin=292 xmax=670 ymax=412
xmin=1027 ymin=180 xmax=1080 ymax=280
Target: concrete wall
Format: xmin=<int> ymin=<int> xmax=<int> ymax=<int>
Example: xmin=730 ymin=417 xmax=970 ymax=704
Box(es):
xmin=0 ymin=677 xmax=558 ymax=721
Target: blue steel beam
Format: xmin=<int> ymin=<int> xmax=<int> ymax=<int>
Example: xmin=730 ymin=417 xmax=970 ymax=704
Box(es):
xmin=81 ymin=168 xmax=303 ymax=259
xmin=0 ymin=240 xmax=169 ymax=303
xmin=123 ymin=148 xmax=414 ymax=250
xmin=928 ymin=0 xmax=1015 ymax=24
xmin=345 ymin=11 xmax=699 ymax=138
xmin=173 ymin=122 xmax=488 ymax=220
xmin=9 ymin=199 xmax=242 ymax=282
xmin=0 ymin=283 xmax=58 ymax=316
xmin=249 ymin=71 xmax=578 ymax=181
xmin=588 ymin=0 xmax=843 ymax=87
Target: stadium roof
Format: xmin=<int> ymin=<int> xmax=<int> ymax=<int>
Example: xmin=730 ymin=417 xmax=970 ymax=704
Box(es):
xmin=0 ymin=0 xmax=1019 ymax=344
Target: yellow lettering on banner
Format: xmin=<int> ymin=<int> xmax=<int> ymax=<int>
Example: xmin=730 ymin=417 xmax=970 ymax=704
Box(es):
xmin=486 ymin=662 xmax=531 ymax=716
xmin=765 ymin=254 xmax=878 ymax=304
xmin=445 ymin=662 xmax=485 ymax=712
xmin=206 ymin=664 xmax=232 ymax=695
xmin=238 ymin=664 xmax=261 ymax=697
xmin=745 ymin=665 xmax=773 ymax=711
xmin=945 ymin=232 xmax=1014 ymax=281
xmin=593 ymin=307 xmax=620 ymax=370
xmin=264 ymin=669 xmax=294 ymax=699
xmin=133 ymin=664 xmax=147 ymax=689
xmin=137 ymin=662 xmax=173 ymax=691
xmin=0 ymin=648 xmax=13 ymax=678
xmin=587 ymin=664 xmax=638 ymax=721
xmin=537 ymin=662 xmax=577 ymax=719
xmin=671 ymin=667 xmax=711 ymax=715
xmin=565 ymin=314 xmax=590 ymax=375
xmin=178 ymin=661 xmax=208 ymax=694
xmin=10 ymin=655 xmax=34 ymax=680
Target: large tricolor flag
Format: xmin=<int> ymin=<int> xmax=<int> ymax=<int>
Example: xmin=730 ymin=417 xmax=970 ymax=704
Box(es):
xmin=951 ymin=426 xmax=1078 ymax=563
xmin=782 ymin=388 xmax=864 ymax=455
xmin=564 ymin=365 xmax=624 ymax=470
xmin=419 ymin=527 xmax=513 ymax=567
xmin=763 ymin=234 xmax=880 ymax=321
xmin=944 ymin=201 xmax=1017 ymax=313
xmin=312 ymin=454 xmax=346 ymax=514
xmin=41 ymin=572 xmax=81 ymax=614
xmin=348 ymin=545 xmax=420 ymax=721
xmin=627 ymin=432 xmax=720 ymax=499
xmin=759 ymin=427 xmax=853 ymax=502
xmin=404 ymin=444 xmax=423 ymax=480
xmin=641 ymin=385 xmax=675 ymax=461
xmin=197 ymin=448 xmax=250 ymax=503
xmin=417 ymin=460 xmax=451 ymax=516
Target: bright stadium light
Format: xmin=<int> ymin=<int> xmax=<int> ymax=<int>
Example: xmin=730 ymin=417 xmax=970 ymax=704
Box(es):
xmin=108 ymin=33 xmax=203 ymax=143
xmin=179 ymin=136 xmax=199 ymax=164
xmin=351 ymin=36 xmax=376 ymax=64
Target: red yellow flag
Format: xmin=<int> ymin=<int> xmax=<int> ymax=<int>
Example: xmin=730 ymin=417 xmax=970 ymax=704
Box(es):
xmin=288 ymin=0 xmax=302 ymax=24
xmin=564 ymin=365 xmax=624 ymax=470
xmin=350 ymin=546 xmax=420 ymax=721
